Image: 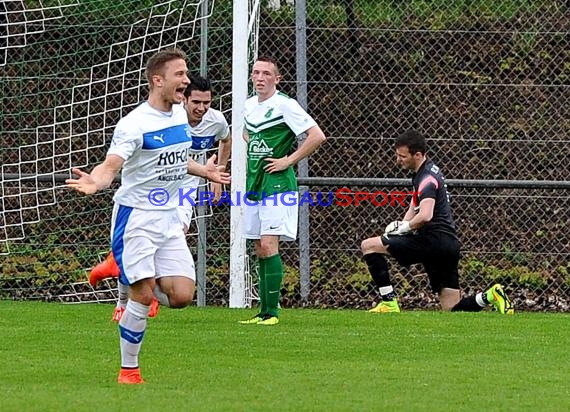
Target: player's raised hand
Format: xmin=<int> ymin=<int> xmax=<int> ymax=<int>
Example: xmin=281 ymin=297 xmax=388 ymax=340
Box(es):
xmin=66 ymin=168 xmax=98 ymax=195
xmin=263 ymin=156 xmax=290 ymax=173
xmin=204 ymin=154 xmax=231 ymax=185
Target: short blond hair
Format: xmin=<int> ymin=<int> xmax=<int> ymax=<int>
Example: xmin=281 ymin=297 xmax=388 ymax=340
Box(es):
xmin=145 ymin=48 xmax=187 ymax=88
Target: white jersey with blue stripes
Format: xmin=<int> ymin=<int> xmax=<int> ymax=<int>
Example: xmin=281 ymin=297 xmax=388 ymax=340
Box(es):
xmin=108 ymin=102 xmax=192 ymax=210
xmin=188 ymin=108 xmax=230 ymax=163
xmin=179 ymin=108 xmax=229 ymax=207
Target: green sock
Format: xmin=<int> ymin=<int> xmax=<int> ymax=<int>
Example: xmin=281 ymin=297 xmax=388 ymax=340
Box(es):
xmin=263 ymin=254 xmax=283 ymax=317
xmin=257 ymin=258 xmax=268 ymax=315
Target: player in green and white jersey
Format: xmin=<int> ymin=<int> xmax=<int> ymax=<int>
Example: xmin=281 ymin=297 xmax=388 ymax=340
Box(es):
xmin=239 ymin=56 xmax=326 ymax=326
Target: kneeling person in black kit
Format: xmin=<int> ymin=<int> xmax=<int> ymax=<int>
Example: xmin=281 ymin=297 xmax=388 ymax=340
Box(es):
xmin=361 ymin=130 xmax=514 ymax=314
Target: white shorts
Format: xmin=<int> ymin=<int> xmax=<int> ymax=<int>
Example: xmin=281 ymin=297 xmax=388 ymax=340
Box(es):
xmin=177 ymin=175 xmax=200 ymax=228
xmin=176 ymin=205 xmax=194 ymax=230
xmin=243 ymin=191 xmax=298 ymax=241
xmin=111 ymin=204 xmax=196 ymax=285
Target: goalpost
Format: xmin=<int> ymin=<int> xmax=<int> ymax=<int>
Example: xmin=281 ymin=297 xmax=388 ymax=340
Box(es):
xmin=0 ymin=0 xmax=258 ymax=306
xmin=228 ymin=0 xmax=248 ymax=308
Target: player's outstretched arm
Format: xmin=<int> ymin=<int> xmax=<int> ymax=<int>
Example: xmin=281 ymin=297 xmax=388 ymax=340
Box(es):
xmin=188 ymin=154 xmax=231 ymax=185
xmin=66 ymin=154 xmax=124 ymax=195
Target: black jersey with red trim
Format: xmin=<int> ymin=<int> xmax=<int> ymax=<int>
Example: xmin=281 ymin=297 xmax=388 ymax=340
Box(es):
xmin=411 ymin=159 xmax=457 ymax=238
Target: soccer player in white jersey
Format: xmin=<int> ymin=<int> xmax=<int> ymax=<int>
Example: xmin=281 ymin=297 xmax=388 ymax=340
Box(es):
xmin=88 ymin=75 xmax=231 ymax=322
xmin=177 ymin=74 xmax=231 ymax=231
xmin=66 ymin=48 xmax=230 ymax=384
xmin=239 ymin=56 xmax=326 ymax=325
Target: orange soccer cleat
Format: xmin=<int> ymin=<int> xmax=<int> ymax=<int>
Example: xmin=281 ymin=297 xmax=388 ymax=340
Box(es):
xmin=148 ymin=297 xmax=160 ymax=318
xmin=89 ymin=251 xmax=120 ymax=287
xmin=112 ymin=306 xmax=125 ymax=323
xmin=118 ymin=367 xmax=144 ymax=384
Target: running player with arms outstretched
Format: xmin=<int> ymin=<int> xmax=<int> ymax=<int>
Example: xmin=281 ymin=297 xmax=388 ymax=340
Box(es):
xmin=89 ymin=75 xmax=231 ymax=322
xmin=66 ymin=49 xmax=230 ymax=384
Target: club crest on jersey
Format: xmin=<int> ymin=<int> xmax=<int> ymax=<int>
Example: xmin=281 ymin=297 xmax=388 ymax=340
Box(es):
xmin=264 ymin=108 xmax=274 ymax=118
xmin=249 ymin=139 xmax=272 ymax=157
xmin=191 ymin=135 xmax=216 ymax=151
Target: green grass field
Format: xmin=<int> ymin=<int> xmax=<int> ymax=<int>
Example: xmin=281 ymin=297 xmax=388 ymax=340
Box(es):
xmin=1 ymin=302 xmax=569 ymax=412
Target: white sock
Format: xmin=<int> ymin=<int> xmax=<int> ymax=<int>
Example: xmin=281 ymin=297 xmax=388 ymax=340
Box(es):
xmin=475 ymin=292 xmax=486 ymax=307
xmin=379 ymin=286 xmax=394 ymax=295
xmin=153 ymin=284 xmax=171 ymax=307
xmin=119 ymin=299 xmax=149 ymax=368
xmin=117 ymin=282 xmax=129 ymax=308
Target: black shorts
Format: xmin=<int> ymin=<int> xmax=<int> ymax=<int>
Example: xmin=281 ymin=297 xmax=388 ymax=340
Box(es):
xmin=382 ymin=231 xmax=460 ymax=292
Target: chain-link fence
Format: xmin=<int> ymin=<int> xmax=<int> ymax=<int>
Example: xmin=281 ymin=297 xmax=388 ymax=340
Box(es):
xmin=1 ymin=1 xmax=568 ymax=311
xmin=216 ymin=0 xmax=570 ymax=311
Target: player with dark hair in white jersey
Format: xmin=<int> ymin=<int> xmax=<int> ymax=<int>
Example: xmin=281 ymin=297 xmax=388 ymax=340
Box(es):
xmin=177 ymin=74 xmax=231 ymax=231
xmin=66 ymin=48 xmax=230 ymax=384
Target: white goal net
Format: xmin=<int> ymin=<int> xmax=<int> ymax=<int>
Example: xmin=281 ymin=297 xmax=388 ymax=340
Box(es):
xmin=1 ymin=0 xmax=260 ymax=306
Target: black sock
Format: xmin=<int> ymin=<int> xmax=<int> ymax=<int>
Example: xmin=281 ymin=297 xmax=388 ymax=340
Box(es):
xmin=363 ymin=253 xmax=390 ymax=286
xmin=363 ymin=253 xmax=396 ymax=300
xmin=451 ymin=296 xmax=484 ymax=312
